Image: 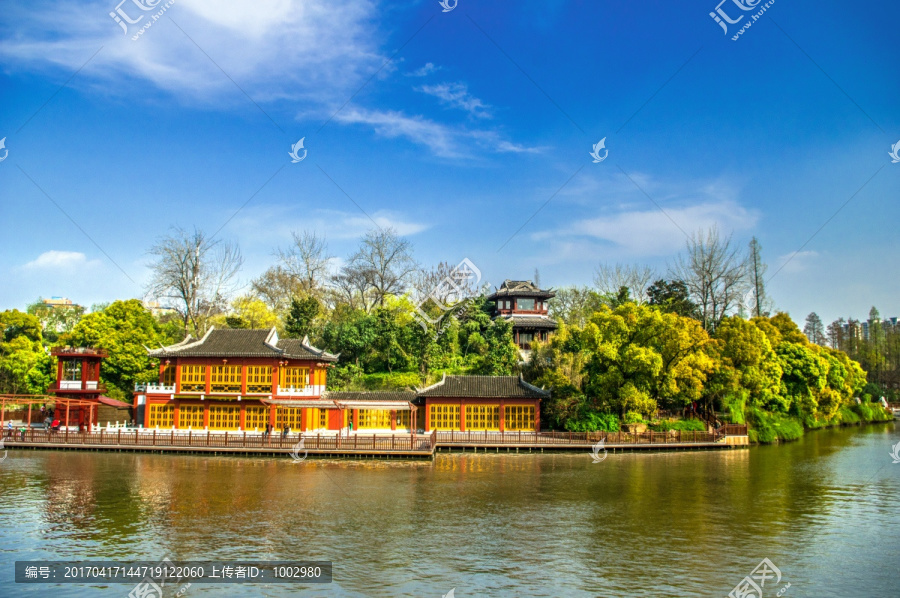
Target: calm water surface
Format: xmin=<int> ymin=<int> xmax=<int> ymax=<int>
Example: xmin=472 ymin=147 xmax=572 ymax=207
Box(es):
xmin=1 ymin=423 xmax=898 ymax=597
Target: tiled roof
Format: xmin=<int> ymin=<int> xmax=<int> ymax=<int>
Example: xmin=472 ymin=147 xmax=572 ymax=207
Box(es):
xmin=498 ymin=315 xmax=559 ymax=330
xmin=323 ymin=391 xmax=417 ymax=402
xmin=487 ymin=279 xmax=555 ymax=300
xmin=149 ymin=328 xmax=338 ymax=361
xmin=98 ymin=396 xmax=132 ymax=408
xmin=417 ymin=375 xmax=549 ymax=398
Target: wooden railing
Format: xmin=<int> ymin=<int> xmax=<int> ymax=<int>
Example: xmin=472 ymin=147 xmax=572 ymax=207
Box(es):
xmin=3 ymin=429 xmax=436 ymax=453
xmin=434 ymin=428 xmax=740 ymax=445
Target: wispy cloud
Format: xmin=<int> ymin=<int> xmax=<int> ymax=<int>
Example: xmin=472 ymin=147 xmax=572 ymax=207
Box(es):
xmin=407 ymin=62 xmax=440 ymax=77
xmin=22 ymin=250 xmax=99 ymax=270
xmin=416 ymin=82 xmax=491 ymax=118
xmin=531 ymin=173 xmax=757 ymax=256
xmin=334 ymin=107 xmax=542 ymax=158
xmin=0 ymin=0 xmax=383 ymax=106
xmin=775 ymin=250 xmax=819 ymax=275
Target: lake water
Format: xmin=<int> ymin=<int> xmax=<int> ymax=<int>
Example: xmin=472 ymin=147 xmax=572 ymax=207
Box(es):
xmin=1 ymin=422 xmax=898 ymax=597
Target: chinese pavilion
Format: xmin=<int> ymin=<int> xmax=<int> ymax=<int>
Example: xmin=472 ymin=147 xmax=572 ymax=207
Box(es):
xmin=417 ymin=374 xmax=547 ymax=432
xmin=487 ymin=280 xmax=557 ymax=349
xmin=47 ymin=347 xmax=111 ymax=428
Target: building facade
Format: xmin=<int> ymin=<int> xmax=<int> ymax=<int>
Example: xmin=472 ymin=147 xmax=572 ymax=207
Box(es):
xmin=418 ymin=374 xmax=547 ymax=432
xmin=488 ymin=280 xmax=557 ymax=349
xmin=135 ymin=328 xmax=549 ymax=434
xmin=136 ymin=328 xmax=341 ymax=432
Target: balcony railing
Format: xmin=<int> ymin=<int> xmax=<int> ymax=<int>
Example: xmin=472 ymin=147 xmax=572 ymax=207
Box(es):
xmin=49 ymin=381 xmax=107 ymax=393
xmin=275 ymin=385 xmax=325 ymax=397
xmin=135 ymin=383 xmax=176 ymax=394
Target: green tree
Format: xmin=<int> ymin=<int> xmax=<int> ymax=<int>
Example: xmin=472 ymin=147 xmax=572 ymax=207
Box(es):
xmin=284 ymin=296 xmax=321 ymax=339
xmin=647 ymin=279 xmax=700 ymax=319
xmin=25 ymin=299 xmax=85 ymax=344
xmin=61 ymin=300 xmax=167 ymax=398
xmin=0 ymin=310 xmax=53 ymax=394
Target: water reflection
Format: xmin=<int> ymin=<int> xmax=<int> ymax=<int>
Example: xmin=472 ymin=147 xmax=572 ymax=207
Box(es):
xmin=0 ymin=422 xmax=897 ymax=596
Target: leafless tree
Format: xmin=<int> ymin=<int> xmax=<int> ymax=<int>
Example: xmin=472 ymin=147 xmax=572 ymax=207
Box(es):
xmin=252 ymin=231 xmax=333 ymax=311
xmin=146 ymin=227 xmax=243 ymax=335
xmin=594 ymin=263 xmax=655 ymax=303
xmin=339 ymin=227 xmax=417 ymax=311
xmin=412 ymin=260 xmax=483 ymax=306
xmin=745 ymin=237 xmax=771 ymax=318
xmin=670 ymin=226 xmax=747 ymax=332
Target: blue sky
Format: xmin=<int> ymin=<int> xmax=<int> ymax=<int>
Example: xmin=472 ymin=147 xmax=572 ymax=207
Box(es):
xmin=1 ymin=0 xmax=898 ymax=325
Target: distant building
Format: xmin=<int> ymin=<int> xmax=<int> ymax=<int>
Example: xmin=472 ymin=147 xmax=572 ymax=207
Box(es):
xmin=42 ymin=297 xmax=76 ymax=308
xmin=143 ymin=300 xmax=177 ymax=318
xmin=487 ymin=280 xmax=557 ymax=350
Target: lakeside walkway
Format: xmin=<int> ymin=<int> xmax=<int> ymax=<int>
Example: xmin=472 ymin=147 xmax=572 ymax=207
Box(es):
xmin=2 ymin=425 xmax=749 ymax=459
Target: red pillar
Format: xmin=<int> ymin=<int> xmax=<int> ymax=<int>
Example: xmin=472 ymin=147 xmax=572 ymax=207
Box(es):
xmin=424 ymin=402 xmax=430 ymax=431
xmin=390 ymin=410 xmax=397 ymax=431
xmin=352 ymin=409 xmax=359 ymax=430
xmin=499 ymin=400 xmax=505 ymax=433
xmin=534 ymin=400 xmax=540 ymax=431
xmin=459 ymin=400 xmax=466 ymax=432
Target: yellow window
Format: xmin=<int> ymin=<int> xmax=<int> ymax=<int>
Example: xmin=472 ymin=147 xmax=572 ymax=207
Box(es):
xmin=429 ymin=404 xmax=461 ymax=431
xmin=275 ymin=407 xmax=302 ymax=431
xmin=178 ymin=404 xmax=204 ymax=429
xmin=161 ymin=364 xmax=176 ymax=386
xmin=358 ymin=409 xmax=391 ymax=429
xmin=210 ymin=366 xmax=241 ymax=393
xmin=279 ymin=367 xmax=309 ymax=390
xmin=396 ymin=410 xmax=410 ymax=429
xmin=208 ymin=406 xmax=240 ymax=430
xmin=180 ymin=365 xmax=206 ymax=392
xmin=504 ymin=405 xmax=535 ymax=431
xmin=148 ymin=404 xmax=174 ymax=428
xmin=466 ymin=405 xmax=500 ymax=430
xmin=246 ymin=366 xmax=272 ymax=394
xmin=244 ymin=406 xmax=269 ymax=430
xmin=319 ymin=408 xmax=328 ymax=429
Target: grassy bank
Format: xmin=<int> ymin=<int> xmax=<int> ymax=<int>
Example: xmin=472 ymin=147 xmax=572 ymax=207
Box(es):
xmin=747 ymin=403 xmax=894 ymax=444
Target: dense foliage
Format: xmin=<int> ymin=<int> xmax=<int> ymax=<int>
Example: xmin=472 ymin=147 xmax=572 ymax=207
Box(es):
xmin=524 ymin=303 xmax=884 ymax=438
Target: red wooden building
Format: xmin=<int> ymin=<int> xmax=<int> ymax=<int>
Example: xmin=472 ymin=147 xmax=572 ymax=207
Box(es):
xmin=47 ymin=347 xmax=111 ymax=429
xmin=488 ymin=280 xmax=557 ymax=349
xmin=136 ymin=327 xmax=346 ymax=432
xmin=418 ymin=374 xmax=548 ymax=432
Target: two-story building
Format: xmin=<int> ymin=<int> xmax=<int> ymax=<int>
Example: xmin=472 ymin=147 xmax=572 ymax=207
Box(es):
xmin=487 ymin=280 xmax=557 ymax=349
xmin=135 ymin=328 xmax=344 ymax=432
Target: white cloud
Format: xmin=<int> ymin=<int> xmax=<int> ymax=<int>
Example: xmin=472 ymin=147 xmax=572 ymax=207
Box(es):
xmin=334 ymin=107 xmax=543 ymax=158
xmin=416 ymin=82 xmax=491 ymax=118
xmin=774 ymin=250 xmax=819 ymax=275
xmin=407 ymin=62 xmax=440 ymax=77
xmin=0 ymin=0 xmax=383 ymax=105
xmin=530 ymin=173 xmax=758 ymax=256
xmin=23 ymin=251 xmax=96 ymax=270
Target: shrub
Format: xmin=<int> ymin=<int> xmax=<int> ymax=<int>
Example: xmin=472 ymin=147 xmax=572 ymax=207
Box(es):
xmin=747 ymin=408 xmax=803 ymax=444
xmin=651 ymin=418 xmax=707 ymax=432
xmin=623 ymin=411 xmax=645 ymax=424
xmin=565 ymin=411 xmax=620 ymax=433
